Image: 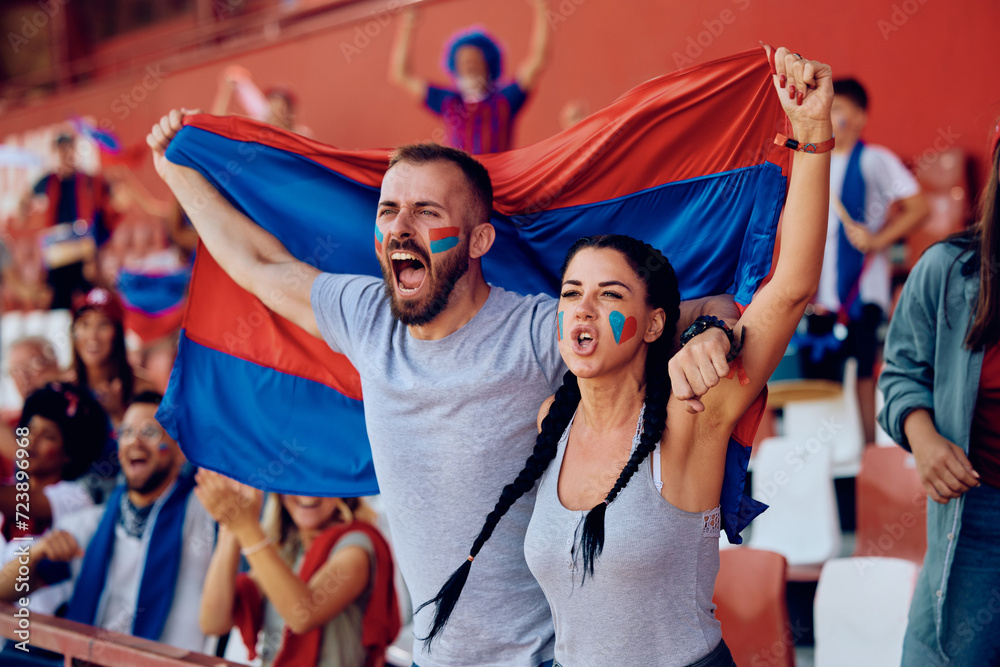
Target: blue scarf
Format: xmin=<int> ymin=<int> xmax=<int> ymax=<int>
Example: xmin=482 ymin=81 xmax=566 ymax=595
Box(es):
xmin=65 ymin=470 xmax=196 ymax=641
xmin=836 ymin=140 xmax=867 ymax=319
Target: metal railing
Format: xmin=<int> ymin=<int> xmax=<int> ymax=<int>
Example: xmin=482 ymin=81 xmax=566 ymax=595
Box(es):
xmin=0 ymin=602 xmax=242 ymax=667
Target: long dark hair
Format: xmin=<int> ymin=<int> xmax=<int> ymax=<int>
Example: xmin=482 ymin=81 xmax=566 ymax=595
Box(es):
xmin=943 ymin=129 xmax=1000 ymax=350
xmin=72 ymin=312 xmax=134 ymax=406
xmin=417 ymin=234 xmax=681 ymax=644
xmin=966 ymin=140 xmax=1000 ymax=349
xmin=18 ymin=382 xmax=110 ymax=481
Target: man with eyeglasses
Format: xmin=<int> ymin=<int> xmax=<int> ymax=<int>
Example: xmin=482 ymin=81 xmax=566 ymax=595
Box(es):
xmin=0 ymin=391 xmax=216 ymax=657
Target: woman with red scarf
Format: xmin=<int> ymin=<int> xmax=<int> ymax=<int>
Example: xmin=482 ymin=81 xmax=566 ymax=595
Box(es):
xmin=196 ymin=469 xmax=401 ymax=667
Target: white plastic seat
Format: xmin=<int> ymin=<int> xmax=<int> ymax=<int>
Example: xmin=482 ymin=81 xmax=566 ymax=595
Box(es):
xmin=221 ymin=626 xmax=251 ymax=663
xmin=45 ymin=308 xmax=74 ymax=368
xmin=780 ymin=358 xmax=866 ymax=477
xmin=1 ymin=311 xmax=25 ymax=357
xmin=748 ymin=436 xmax=841 ymax=566
xmin=814 ymin=556 xmax=918 ymax=667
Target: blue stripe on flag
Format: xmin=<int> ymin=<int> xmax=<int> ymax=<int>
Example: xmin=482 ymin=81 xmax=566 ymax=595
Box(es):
xmin=158 ymin=334 xmax=377 ymax=497
xmin=489 ymin=164 xmax=785 ymax=305
xmin=118 ymin=269 xmax=190 ymax=316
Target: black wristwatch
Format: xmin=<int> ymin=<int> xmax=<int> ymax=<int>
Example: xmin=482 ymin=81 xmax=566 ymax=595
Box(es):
xmin=679 ymin=316 xmax=742 ymax=363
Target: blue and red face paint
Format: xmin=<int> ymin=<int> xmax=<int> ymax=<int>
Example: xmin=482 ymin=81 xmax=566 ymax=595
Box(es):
xmin=609 ymin=310 xmax=637 ymax=345
xmin=429 ymin=227 xmax=460 ymax=253
xmin=375 ymin=225 xmax=458 ymax=256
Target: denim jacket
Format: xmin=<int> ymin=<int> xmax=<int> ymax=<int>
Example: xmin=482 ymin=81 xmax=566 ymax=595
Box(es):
xmin=877 ymin=240 xmax=984 ymax=654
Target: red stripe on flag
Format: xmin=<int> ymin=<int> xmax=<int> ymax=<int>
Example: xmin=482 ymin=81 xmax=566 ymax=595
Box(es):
xmin=182 ymin=245 xmax=363 ymax=401
xmin=124 ymin=306 xmax=186 ymax=344
xmin=183 ymin=48 xmax=788 ymax=217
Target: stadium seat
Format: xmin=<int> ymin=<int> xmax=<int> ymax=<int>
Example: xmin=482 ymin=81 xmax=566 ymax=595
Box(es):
xmin=779 ymin=358 xmax=866 ymax=478
xmin=713 ymin=548 xmax=796 ymax=667
xmin=904 ymin=191 xmax=966 ymax=269
xmin=221 ymin=627 xmax=251 ymax=662
xmin=903 ymin=147 xmax=968 ymax=271
xmin=814 ymin=557 xmax=918 ymax=667
xmin=852 ymin=446 xmax=927 ymax=564
xmin=749 ymin=436 xmax=841 ymax=575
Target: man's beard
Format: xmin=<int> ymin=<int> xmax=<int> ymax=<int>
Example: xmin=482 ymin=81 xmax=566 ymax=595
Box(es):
xmin=128 ymin=464 xmax=172 ymax=496
xmin=381 ymin=240 xmax=470 ymax=326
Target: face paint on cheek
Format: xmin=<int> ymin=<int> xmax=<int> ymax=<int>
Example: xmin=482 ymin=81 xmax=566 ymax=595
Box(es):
xmin=374 ymin=226 xmax=384 ymax=255
xmin=428 ymin=226 xmax=460 ymax=253
xmin=609 ymin=311 xmax=638 ymax=345
xmin=157 ymin=441 xmax=169 ymax=452
xmin=557 ymin=311 xmax=564 ymax=341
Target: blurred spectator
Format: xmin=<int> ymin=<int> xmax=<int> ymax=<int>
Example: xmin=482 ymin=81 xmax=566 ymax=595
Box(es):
xmin=878 ymin=123 xmax=1000 ymax=666
xmin=0 ymin=238 xmax=51 ymax=312
xmin=559 ymin=99 xmax=590 ymax=130
xmin=100 ymin=163 xmax=177 ymax=284
xmin=67 ymin=287 xmax=153 ymax=427
xmin=0 ymin=236 xmax=52 ymax=312
xmin=87 ymin=166 xmax=190 ymax=388
xmin=5 ymin=337 xmax=61 ymax=409
xmin=0 ymin=338 xmax=64 ymax=478
xmin=0 ymin=384 xmax=109 ymax=624
xmin=0 ymin=392 xmax=216 ymax=655
xmin=19 ymin=133 xmax=121 ymax=309
xmin=390 ymin=0 xmax=550 ymax=154
xmin=197 ymin=473 xmax=400 ymax=667
xmin=212 ymin=66 xmax=314 ymax=137
xmin=807 ymin=78 xmax=928 ymax=442
xmin=0 ymin=384 xmax=107 ymax=538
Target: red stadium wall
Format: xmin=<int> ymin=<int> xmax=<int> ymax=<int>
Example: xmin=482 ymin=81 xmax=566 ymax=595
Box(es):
xmin=2 ymin=0 xmax=1000 ymax=201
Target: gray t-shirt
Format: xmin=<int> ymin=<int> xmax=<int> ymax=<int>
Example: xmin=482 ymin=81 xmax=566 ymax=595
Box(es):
xmin=312 ymin=273 xmax=562 ymax=667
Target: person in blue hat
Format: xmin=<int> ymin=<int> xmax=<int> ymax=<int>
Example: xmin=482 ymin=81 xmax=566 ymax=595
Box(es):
xmin=390 ymin=0 xmax=549 ymax=154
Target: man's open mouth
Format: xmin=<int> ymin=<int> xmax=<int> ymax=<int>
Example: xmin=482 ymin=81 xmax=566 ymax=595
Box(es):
xmin=391 ymin=251 xmax=427 ymax=295
xmin=125 ymin=452 xmax=151 ymax=475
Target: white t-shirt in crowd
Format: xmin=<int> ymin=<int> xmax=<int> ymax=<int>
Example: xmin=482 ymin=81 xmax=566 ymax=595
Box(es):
xmin=816 ymin=143 xmax=921 ymax=313
xmin=54 ymin=484 xmax=217 ymax=654
xmin=43 ymin=480 xmax=94 ymax=523
xmin=0 ymin=481 xmax=95 ymax=616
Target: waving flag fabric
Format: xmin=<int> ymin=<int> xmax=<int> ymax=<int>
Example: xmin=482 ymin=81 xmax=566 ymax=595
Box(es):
xmin=159 ymin=48 xmax=789 ymax=540
xmin=118 ymin=267 xmax=191 ymax=343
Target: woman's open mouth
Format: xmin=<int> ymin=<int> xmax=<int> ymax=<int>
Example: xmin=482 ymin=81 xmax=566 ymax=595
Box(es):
xmin=569 ymin=326 xmax=599 ymax=356
xmin=391 ymin=251 xmax=427 ymax=296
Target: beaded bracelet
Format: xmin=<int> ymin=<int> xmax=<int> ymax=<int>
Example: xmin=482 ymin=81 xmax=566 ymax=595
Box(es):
xmin=679 ymin=316 xmax=742 ymax=363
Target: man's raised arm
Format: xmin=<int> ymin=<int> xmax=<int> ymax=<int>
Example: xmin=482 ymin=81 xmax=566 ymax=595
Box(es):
xmin=147 ymin=109 xmax=322 ymax=338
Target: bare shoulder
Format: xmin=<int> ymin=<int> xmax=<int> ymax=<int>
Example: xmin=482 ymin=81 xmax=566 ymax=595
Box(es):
xmin=537 ymin=395 xmax=556 ymax=433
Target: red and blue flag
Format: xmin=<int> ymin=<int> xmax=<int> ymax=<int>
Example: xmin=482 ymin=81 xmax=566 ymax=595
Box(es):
xmin=159 ymin=48 xmax=789 ymax=541
xmin=118 ymin=268 xmax=191 ymax=343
